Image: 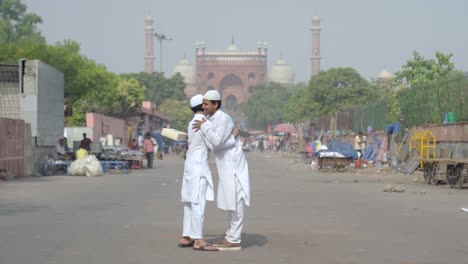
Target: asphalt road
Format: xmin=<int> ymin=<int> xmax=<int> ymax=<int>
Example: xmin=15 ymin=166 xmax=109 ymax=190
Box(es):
xmin=1 ymin=152 xmax=467 ymax=264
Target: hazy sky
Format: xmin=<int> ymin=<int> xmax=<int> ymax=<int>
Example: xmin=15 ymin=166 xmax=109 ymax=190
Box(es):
xmin=23 ymin=0 xmax=468 ymax=83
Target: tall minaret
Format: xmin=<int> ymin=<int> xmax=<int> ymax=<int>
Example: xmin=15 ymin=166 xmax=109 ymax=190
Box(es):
xmin=311 ymin=16 xmax=321 ymax=78
xmin=144 ymin=16 xmax=154 ymax=74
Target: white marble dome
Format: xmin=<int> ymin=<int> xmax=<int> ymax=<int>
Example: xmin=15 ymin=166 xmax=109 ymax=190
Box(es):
xmin=172 ymin=58 xmax=194 ymax=84
xmin=226 ymin=43 xmax=240 ymax=52
xmin=378 ymin=68 xmax=393 ymax=80
xmin=268 ymin=58 xmax=295 ymax=84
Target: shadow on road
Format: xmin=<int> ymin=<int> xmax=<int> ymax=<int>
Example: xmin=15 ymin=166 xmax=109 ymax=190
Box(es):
xmin=206 ymin=233 xmax=268 ymax=249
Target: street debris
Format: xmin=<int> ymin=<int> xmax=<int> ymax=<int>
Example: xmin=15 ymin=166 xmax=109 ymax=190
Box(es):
xmin=382 ymin=184 xmax=406 ymax=192
xmin=0 ymin=169 xmax=15 ymax=180
xmin=461 ymin=208 xmax=468 ymax=213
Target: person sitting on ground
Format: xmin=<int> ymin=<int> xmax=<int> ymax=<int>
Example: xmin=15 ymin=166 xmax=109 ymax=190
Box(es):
xmin=355 ymin=132 xmax=363 ymax=156
xmin=128 ymin=139 xmax=137 ymax=150
xmin=56 ymin=139 xmax=72 ymax=160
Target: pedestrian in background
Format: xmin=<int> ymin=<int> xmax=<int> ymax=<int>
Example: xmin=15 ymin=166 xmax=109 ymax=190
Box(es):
xmin=143 ymin=132 xmax=155 ymax=168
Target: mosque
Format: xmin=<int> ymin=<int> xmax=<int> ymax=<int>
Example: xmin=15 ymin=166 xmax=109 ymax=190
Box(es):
xmin=144 ymin=15 xmax=392 ymax=110
xmin=144 ymin=15 xmax=308 ymax=111
xmin=171 ymin=40 xmax=295 ymax=111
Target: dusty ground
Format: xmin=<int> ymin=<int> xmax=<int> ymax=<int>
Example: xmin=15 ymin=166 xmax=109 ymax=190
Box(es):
xmin=0 ymin=151 xmax=467 ymax=264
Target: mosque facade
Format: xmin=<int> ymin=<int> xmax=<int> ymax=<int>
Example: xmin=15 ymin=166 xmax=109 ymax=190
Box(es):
xmin=143 ymin=15 xmax=324 ymax=110
xmin=173 ymin=41 xmax=295 ymax=111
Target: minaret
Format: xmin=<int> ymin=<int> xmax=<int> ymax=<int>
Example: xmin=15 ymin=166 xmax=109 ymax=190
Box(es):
xmin=144 ymin=16 xmax=154 ymax=74
xmin=311 ymin=16 xmax=321 ymax=78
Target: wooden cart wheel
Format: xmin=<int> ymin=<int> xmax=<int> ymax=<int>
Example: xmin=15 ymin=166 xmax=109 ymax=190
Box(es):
xmin=423 ymin=162 xmax=432 ymax=184
xmin=429 ymin=163 xmax=438 ymax=185
xmin=455 ymin=164 xmax=464 ymax=190
xmin=446 ymin=165 xmax=457 ymax=188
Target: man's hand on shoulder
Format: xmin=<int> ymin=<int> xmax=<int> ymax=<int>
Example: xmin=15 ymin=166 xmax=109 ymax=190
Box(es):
xmin=232 ymin=127 xmax=239 ymax=138
xmin=192 ymin=118 xmax=207 ymax=132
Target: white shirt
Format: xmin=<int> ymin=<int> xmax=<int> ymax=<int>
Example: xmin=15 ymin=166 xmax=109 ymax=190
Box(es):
xmin=181 ymin=113 xmax=214 ymax=203
xmin=200 ymin=110 xmax=251 ymax=210
xmin=56 ymin=144 xmax=66 ymax=155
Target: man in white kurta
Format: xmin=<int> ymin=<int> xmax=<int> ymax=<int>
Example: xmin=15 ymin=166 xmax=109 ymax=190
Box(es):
xmin=193 ymin=90 xmax=251 ymax=251
xmin=179 ymin=94 xmax=219 ymax=251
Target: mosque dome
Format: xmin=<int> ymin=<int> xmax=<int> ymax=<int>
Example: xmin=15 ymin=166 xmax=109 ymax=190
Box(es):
xmin=268 ymin=58 xmax=295 ymax=84
xmin=377 ymin=68 xmax=393 ymax=81
xmin=172 ymin=58 xmax=194 ymax=84
xmin=226 ymin=43 xmax=240 ymax=52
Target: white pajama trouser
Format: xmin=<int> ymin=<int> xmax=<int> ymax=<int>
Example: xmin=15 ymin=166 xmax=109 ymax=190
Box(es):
xmin=225 ymin=176 xmax=246 ymax=244
xmin=182 ymin=177 xmax=207 ymax=239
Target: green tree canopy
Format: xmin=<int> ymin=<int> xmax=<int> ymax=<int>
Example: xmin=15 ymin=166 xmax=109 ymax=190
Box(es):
xmin=308 ymin=67 xmax=373 ymax=116
xmin=0 ymin=0 xmax=44 ymax=43
xmin=158 ymin=99 xmax=192 ymax=132
xmin=283 ymin=82 xmax=316 ymax=123
xmin=243 ymin=82 xmax=294 ymax=130
xmin=395 ymin=51 xmax=455 ymax=86
xmin=120 ymin=72 xmax=186 ymax=108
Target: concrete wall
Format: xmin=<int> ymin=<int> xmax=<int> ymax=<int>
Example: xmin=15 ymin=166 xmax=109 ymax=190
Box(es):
xmin=20 ymin=60 xmax=64 ymax=146
xmin=86 ymin=113 xmax=127 ymax=146
xmin=37 ymin=61 xmax=64 ymax=146
xmin=0 ymin=61 xmax=64 ymax=175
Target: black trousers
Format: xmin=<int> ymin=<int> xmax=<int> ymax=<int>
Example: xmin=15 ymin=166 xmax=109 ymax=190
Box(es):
xmin=146 ymin=152 xmax=154 ymax=168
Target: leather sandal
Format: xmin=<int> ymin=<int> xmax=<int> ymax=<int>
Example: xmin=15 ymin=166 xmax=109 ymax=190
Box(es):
xmin=178 ymin=240 xmax=194 ymax=248
xmin=193 ymin=244 xmax=219 ymax=251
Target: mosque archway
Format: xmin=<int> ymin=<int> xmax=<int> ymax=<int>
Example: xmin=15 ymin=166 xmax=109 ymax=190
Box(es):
xmin=225 ymin=95 xmax=238 ymax=112
xmin=207 ymin=72 xmax=215 ymax=80
xmin=219 ymin=74 xmax=243 ymax=95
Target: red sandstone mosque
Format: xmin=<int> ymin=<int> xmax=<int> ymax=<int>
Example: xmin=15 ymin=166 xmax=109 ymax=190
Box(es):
xmin=144 ymin=16 xmax=323 ymax=110
xmin=171 ymin=40 xmax=299 ymax=112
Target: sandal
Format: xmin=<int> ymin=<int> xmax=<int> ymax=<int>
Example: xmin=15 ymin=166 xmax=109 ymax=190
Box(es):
xmin=193 ymin=244 xmax=219 ymax=251
xmin=178 ymin=240 xmax=194 ymax=248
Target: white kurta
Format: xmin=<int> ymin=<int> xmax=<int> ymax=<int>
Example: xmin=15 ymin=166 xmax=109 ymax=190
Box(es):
xmin=200 ymin=110 xmax=251 ymax=210
xmin=181 ymin=113 xmax=214 ymax=203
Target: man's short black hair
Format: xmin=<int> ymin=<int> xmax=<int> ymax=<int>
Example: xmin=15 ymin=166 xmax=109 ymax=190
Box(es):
xmin=191 ymin=104 xmax=203 ymax=113
xmin=210 ymin=100 xmax=222 ymax=110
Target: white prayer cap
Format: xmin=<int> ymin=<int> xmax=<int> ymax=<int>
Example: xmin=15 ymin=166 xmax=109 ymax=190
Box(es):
xmin=190 ymin=94 xmax=204 ymax=107
xmin=204 ymin=90 xmax=221 ymax=101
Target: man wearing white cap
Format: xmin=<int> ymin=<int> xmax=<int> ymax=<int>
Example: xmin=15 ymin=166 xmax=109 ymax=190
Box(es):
xmin=193 ymin=90 xmax=250 ymax=251
xmin=179 ymin=94 xmax=222 ymax=251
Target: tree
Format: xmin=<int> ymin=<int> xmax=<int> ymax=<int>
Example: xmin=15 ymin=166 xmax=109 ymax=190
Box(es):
xmin=394 ymin=51 xmax=462 ymax=124
xmin=107 ymin=78 xmax=146 ymax=118
xmin=0 ymin=0 xmax=44 ymax=43
xmin=283 ymin=82 xmax=316 ymax=123
xmin=158 ymin=99 xmax=192 ymax=132
xmin=120 ymin=72 xmax=186 ymax=108
xmin=395 ymin=51 xmax=455 ymax=87
xmin=243 ymin=82 xmax=294 ymax=130
xmin=308 ymin=67 xmax=373 ymax=116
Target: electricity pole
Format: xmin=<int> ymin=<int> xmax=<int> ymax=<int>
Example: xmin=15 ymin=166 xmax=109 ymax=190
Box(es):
xmin=154 ymin=33 xmax=172 ymax=73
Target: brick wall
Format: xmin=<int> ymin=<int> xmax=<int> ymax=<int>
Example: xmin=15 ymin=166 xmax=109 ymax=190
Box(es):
xmin=0 ymin=118 xmax=25 ymax=176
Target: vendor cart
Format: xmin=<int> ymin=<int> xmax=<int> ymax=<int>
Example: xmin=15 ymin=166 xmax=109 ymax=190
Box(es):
xmin=422 ymin=157 xmax=468 ymax=189
xmin=317 ymin=156 xmax=354 ymax=172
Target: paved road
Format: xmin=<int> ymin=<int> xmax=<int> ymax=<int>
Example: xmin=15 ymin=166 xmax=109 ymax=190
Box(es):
xmin=1 ymin=152 xmax=467 ymax=264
